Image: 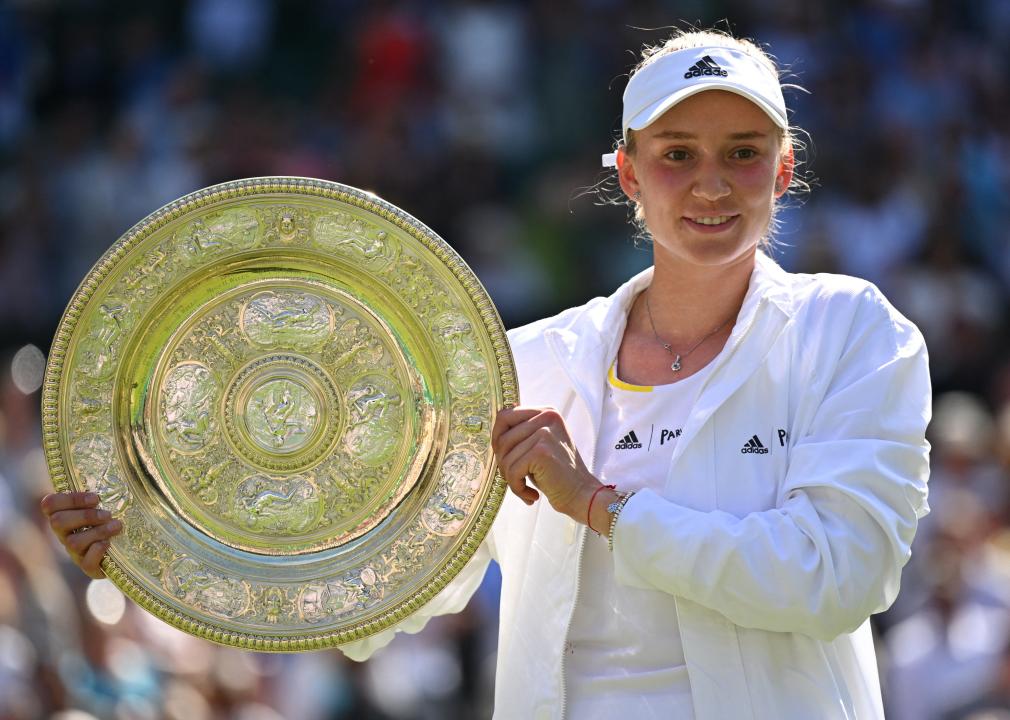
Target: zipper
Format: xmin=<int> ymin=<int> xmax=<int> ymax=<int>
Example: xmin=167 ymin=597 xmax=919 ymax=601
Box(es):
xmin=559 ymin=448 xmax=594 ymax=720
xmin=545 ymin=330 xmax=605 ymax=720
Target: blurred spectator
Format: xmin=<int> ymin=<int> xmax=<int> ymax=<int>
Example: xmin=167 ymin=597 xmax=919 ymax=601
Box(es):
xmin=434 ymin=0 xmax=537 ymax=160
xmin=885 ymin=492 xmax=1010 ymax=720
xmin=815 ymin=132 xmax=928 ymax=288
xmin=889 ymin=226 xmax=1007 ymax=395
xmin=942 ymin=637 xmax=1010 ymax=719
xmin=186 ymin=0 xmax=275 ymax=73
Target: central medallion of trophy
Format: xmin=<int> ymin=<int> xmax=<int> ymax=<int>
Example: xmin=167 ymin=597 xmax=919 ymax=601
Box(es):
xmin=148 ymin=281 xmax=432 ymax=556
xmin=245 ymin=378 xmax=319 ymax=452
xmin=225 ymin=353 xmax=341 ymax=471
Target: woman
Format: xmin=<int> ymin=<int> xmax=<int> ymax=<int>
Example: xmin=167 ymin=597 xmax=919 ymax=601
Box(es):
xmin=43 ymin=28 xmax=931 ymax=719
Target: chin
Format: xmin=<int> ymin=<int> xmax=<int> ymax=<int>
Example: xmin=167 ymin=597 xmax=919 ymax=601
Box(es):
xmin=657 ymin=235 xmax=760 ymax=268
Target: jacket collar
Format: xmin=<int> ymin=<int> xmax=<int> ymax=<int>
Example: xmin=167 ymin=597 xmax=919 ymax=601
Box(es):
xmin=546 ymin=251 xmax=793 ymax=372
xmin=543 ymin=251 xmax=794 ymax=454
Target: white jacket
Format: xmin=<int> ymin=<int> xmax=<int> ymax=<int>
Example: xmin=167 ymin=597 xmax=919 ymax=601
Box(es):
xmin=343 ymin=253 xmax=932 ymax=720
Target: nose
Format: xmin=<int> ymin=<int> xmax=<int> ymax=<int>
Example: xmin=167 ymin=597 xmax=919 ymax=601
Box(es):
xmin=691 ymin=160 xmax=731 ymax=202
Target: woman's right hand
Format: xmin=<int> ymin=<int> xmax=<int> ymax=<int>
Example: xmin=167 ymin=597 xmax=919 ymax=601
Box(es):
xmin=40 ymin=491 xmax=123 ymax=579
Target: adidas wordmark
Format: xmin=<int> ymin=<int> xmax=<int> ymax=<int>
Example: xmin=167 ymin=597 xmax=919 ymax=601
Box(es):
xmin=684 ymin=55 xmax=728 ymax=79
xmin=741 ymin=435 xmax=769 ymax=454
xmin=615 ymin=430 xmax=643 ymax=450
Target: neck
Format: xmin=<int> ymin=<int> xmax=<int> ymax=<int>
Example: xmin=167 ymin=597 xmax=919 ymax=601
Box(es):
xmin=637 ymin=248 xmax=757 ymax=344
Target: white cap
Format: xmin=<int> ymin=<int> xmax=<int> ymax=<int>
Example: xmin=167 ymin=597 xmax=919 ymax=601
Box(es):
xmin=602 ymin=45 xmax=787 ymax=167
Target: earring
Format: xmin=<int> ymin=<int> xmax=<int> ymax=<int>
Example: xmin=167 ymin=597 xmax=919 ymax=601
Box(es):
xmin=633 ymin=191 xmax=641 ymax=201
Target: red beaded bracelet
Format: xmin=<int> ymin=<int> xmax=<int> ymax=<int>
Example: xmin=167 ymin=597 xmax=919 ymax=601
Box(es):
xmin=587 ymin=484 xmax=616 ymax=534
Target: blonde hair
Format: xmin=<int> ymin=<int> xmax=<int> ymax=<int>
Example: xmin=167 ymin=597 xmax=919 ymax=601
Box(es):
xmin=615 ymin=27 xmax=810 ymax=244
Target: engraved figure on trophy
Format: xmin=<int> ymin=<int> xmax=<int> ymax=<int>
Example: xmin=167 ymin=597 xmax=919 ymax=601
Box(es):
xmin=240 ymin=290 xmax=333 ymax=349
xmin=233 ymin=473 xmax=324 ymax=535
xmin=263 ymin=207 xmax=310 ymax=246
xmin=260 ymin=586 xmax=288 ymax=624
xmin=422 ymin=450 xmax=483 ymax=536
xmin=71 ymin=378 xmax=110 ymax=424
xmin=298 ymin=580 xmax=356 ymax=623
xmin=313 ymin=211 xmax=399 ymax=270
xmin=71 ymin=434 xmax=130 ymax=514
xmin=184 ymin=218 xmax=220 ymax=256
xmin=433 ymin=312 xmax=488 ymax=397
xmin=341 ymin=374 xmax=403 ymax=466
xmin=77 ymin=300 xmax=129 ymax=380
xmin=161 ymin=361 xmax=219 ymax=452
xmin=355 ymin=566 xmax=383 ymax=605
xmin=162 ymin=556 xmax=251 ymax=619
xmin=179 ymin=209 xmax=259 ymax=261
xmin=119 ymin=243 xmax=174 ymax=305
xmin=447 ymin=401 xmax=494 ymax=459
xmin=179 ymin=459 xmax=229 ymax=505
xmin=193 ymin=315 xmax=247 ymax=368
xmin=323 ymin=317 xmax=385 ymax=373
xmin=245 ymin=379 xmax=318 ymax=452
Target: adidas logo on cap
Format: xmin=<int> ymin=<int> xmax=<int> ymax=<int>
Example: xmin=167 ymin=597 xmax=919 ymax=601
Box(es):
xmin=684 ymin=55 xmax=729 ymax=79
xmin=615 ymin=430 xmax=642 ymax=450
xmin=740 ymin=435 xmax=769 ymax=454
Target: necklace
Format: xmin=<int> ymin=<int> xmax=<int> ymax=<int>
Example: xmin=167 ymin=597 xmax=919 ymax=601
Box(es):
xmin=643 ymin=291 xmax=733 ymax=372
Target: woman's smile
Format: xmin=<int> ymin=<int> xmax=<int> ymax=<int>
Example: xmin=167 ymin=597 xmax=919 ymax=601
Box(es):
xmin=683 ymin=214 xmax=741 ymax=232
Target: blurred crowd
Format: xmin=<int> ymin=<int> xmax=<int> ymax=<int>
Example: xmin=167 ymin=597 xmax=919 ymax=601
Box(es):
xmin=1 ymin=0 xmax=1009 ymax=718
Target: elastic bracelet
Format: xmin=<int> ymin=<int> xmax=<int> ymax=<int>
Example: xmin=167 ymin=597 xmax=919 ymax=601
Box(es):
xmin=586 ymin=484 xmax=616 ymax=535
xmin=607 ymin=491 xmax=635 ymax=552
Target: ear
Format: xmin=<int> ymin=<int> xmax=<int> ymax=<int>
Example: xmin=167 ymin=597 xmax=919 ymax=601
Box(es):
xmin=616 ymin=146 xmax=640 ymax=201
xmin=774 ymin=145 xmax=795 ymax=198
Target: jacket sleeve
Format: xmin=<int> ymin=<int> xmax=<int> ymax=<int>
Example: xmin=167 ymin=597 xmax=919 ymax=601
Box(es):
xmin=612 ymin=292 xmax=931 ymax=642
xmin=338 ymin=525 xmax=497 ymax=661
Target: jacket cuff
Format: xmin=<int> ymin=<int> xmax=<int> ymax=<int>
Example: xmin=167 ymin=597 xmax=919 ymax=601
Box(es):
xmin=611 ymin=487 xmax=690 ymax=590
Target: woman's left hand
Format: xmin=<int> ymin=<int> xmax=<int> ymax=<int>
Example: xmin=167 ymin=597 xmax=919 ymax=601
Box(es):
xmin=492 ymin=407 xmax=601 ymax=520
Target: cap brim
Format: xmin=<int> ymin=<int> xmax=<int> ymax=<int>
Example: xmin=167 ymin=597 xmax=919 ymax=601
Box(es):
xmin=626 ymin=83 xmax=788 ymax=137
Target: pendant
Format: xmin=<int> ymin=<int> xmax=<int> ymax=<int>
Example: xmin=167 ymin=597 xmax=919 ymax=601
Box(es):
xmin=671 ymin=355 xmax=682 ymax=372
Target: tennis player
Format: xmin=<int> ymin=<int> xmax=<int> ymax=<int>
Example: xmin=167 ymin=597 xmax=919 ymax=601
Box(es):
xmin=43 ymin=27 xmax=931 ymax=719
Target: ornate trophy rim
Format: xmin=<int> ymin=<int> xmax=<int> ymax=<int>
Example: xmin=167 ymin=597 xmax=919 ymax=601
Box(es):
xmin=42 ymin=176 xmax=517 ymax=651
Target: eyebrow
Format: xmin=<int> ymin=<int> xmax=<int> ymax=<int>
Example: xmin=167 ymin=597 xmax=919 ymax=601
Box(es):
xmin=651 ymin=130 xmax=769 ymax=140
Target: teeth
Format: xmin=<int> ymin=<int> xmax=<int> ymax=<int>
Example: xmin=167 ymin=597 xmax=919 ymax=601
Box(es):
xmin=691 ymin=215 xmax=734 ymax=225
